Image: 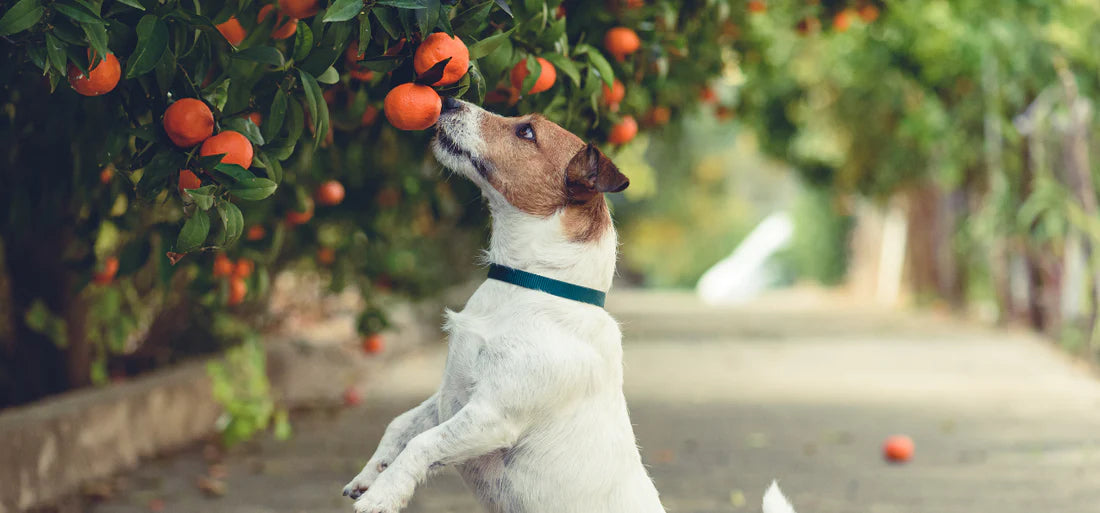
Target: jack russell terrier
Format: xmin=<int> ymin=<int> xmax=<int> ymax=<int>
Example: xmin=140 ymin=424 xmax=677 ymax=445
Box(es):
xmin=341 ymin=98 xmax=796 ymax=513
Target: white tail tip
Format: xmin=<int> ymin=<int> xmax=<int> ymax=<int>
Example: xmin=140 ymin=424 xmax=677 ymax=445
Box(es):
xmin=762 ymin=480 xmax=797 ymax=513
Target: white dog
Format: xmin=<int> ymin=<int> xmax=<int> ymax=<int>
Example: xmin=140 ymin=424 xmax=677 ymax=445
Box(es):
xmin=341 ymin=98 xmax=796 ymax=513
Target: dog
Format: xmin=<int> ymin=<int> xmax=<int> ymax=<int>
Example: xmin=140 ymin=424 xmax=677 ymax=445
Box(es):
xmin=341 ymin=98 xmax=797 ymax=513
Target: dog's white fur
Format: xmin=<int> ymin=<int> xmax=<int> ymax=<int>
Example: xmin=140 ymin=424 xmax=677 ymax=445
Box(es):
xmin=341 ymin=101 xmax=795 ymax=513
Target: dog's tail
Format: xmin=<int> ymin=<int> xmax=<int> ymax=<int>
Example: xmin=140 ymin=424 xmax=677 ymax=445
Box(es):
xmin=762 ymin=481 xmax=797 ymax=513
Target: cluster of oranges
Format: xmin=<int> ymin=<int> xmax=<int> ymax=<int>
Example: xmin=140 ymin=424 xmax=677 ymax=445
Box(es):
xmin=215 ymin=0 xmax=317 ymax=46
xmin=162 ymin=98 xmax=254 ymax=194
xmin=382 ymin=32 xmax=469 ymax=131
xmin=213 ymin=253 xmax=254 ymax=305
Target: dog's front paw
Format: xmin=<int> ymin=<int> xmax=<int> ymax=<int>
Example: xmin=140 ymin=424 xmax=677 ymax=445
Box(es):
xmin=352 ymin=487 xmax=405 ymax=513
xmin=342 ymin=461 xmax=389 ymax=500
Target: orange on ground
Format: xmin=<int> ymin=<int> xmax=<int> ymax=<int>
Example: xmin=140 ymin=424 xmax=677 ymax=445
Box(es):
xmin=213 ymin=253 xmax=234 ymax=277
xmin=413 ymin=32 xmax=470 ymax=86
xmin=100 ymin=166 xmax=114 ymax=184
xmin=227 ymin=276 xmax=247 ymax=305
xmin=258 ymin=5 xmax=297 ymax=39
xmin=246 ymin=225 xmax=266 ymax=241
xmin=67 ymin=52 xmax=120 ymax=96
xmin=384 ymin=83 xmax=441 ymax=131
xmin=216 ymin=17 xmax=246 ymax=46
xmin=232 ymin=258 xmax=254 ymax=278
xmin=510 ymin=57 xmax=556 ymax=95
xmin=604 ymin=27 xmax=641 ymax=61
xmin=883 ymin=435 xmax=914 ymax=463
xmin=362 ymin=334 xmax=384 ymax=354
xmin=163 ymin=98 xmax=214 ymax=147
xmin=859 ymin=5 xmax=879 ymax=22
xmin=747 ymin=0 xmax=766 ymax=13
xmin=278 ymin=0 xmax=319 ymax=19
xmin=316 ymin=180 xmax=345 ymax=206
xmin=317 ymin=247 xmax=335 ymax=265
xmin=200 ymin=131 xmax=254 ymax=168
xmin=349 ymin=68 xmax=374 ymax=82
xmin=93 ymin=256 xmax=119 ymax=285
xmin=602 ymin=79 xmax=626 ymax=106
xmin=178 ymin=169 xmax=202 ymax=192
xmin=833 ymin=10 xmax=852 ymax=32
xmin=608 ymin=116 xmax=638 ymax=145
xmin=361 ymin=105 xmax=379 ymax=126
xmin=246 ymin=112 xmax=262 ymax=126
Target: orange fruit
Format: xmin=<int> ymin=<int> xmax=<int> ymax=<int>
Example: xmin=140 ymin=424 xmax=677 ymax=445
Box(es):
xmin=258 ymin=5 xmax=297 ymax=39
xmin=67 ymin=52 xmax=120 ymax=96
xmin=349 ymin=68 xmax=374 ymax=82
xmin=645 ymin=106 xmax=671 ymax=126
xmin=315 ymin=180 xmax=345 ymax=206
xmin=555 ymin=4 xmax=566 ymax=18
xmin=246 ymin=225 xmax=266 ymax=241
xmin=747 ymin=0 xmax=766 ymax=13
xmin=216 ymin=17 xmax=246 ymax=46
xmin=716 ymin=105 xmax=734 ymax=121
xmin=163 ymin=98 xmax=214 ymax=147
xmin=384 ymin=38 xmax=406 ymax=56
xmin=858 ymin=5 xmax=879 ymax=22
xmin=608 ymin=116 xmax=638 ymax=145
xmin=383 ymin=83 xmax=441 ymax=131
xmin=100 ymin=166 xmax=114 ymax=184
xmin=232 ymin=258 xmax=254 ymax=278
xmin=93 ymin=256 xmax=119 ymax=285
xmin=213 ymin=253 xmax=234 ymax=277
xmin=362 ymin=334 xmax=384 ymax=354
xmin=699 ymin=87 xmax=718 ymax=104
xmin=227 ymin=276 xmax=248 ymax=305
xmin=286 ymin=201 xmax=314 ymax=225
xmin=317 ymin=247 xmax=336 ymax=265
xmin=833 ymin=10 xmax=852 ymax=32
xmin=883 ymin=435 xmax=914 ymax=463
xmin=510 ymin=57 xmax=556 ymax=95
xmin=603 ymin=27 xmax=641 ymax=61
xmin=413 ymin=32 xmax=470 ymax=86
xmin=621 ymin=0 xmax=644 ymax=7
xmin=246 ymin=112 xmax=262 ymax=126
xmin=602 ymin=79 xmax=626 ymax=107
xmin=277 ymin=0 xmax=319 ymax=19
xmin=178 ymin=169 xmax=202 ymax=192
xmin=361 ymin=105 xmax=379 ymax=126
xmin=200 ymin=131 xmax=254 ymax=168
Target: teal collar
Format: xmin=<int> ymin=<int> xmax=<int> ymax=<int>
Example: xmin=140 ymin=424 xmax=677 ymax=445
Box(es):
xmin=487 ymin=264 xmax=606 ymax=308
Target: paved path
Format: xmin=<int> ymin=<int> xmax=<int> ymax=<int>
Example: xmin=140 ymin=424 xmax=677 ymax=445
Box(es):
xmin=92 ymin=290 xmax=1100 ymax=513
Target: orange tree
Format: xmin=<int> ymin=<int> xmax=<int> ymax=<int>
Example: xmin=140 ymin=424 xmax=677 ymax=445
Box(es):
xmin=0 ymin=0 xmax=735 ymax=408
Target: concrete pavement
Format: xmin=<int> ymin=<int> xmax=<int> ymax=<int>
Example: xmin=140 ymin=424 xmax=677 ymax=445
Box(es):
xmin=90 ymin=289 xmax=1100 ymax=513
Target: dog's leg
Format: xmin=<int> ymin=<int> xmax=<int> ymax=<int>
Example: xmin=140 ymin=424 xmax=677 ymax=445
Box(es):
xmin=352 ymin=400 xmax=521 ymax=513
xmin=343 ymin=393 xmax=440 ymax=500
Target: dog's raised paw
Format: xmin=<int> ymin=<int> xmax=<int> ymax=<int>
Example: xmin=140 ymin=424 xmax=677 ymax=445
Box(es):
xmin=352 ymin=492 xmax=403 ymax=513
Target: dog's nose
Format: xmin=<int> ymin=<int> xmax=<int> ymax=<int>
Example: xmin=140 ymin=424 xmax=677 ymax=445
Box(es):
xmin=441 ymin=96 xmax=461 ymax=113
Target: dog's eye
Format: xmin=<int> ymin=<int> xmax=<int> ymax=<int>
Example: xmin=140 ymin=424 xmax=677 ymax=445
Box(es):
xmin=515 ymin=123 xmax=536 ymax=142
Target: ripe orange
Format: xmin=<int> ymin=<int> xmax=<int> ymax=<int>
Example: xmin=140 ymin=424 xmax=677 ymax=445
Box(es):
xmin=349 ymin=68 xmax=374 ymax=81
xmin=246 ymin=112 xmax=262 ymax=126
xmin=383 ymin=83 xmax=441 ymax=131
xmin=258 ymin=5 xmax=297 ymax=39
xmin=93 ymin=256 xmax=119 ymax=285
xmin=216 ymin=17 xmax=246 ymax=46
xmin=747 ymin=0 xmax=766 ymax=13
xmin=510 ymin=57 xmax=556 ymax=95
xmin=100 ymin=166 xmax=114 ymax=184
xmin=227 ymin=276 xmax=247 ymax=305
xmin=317 ymin=247 xmax=335 ymax=265
xmin=178 ymin=169 xmax=202 ymax=192
xmin=621 ymin=0 xmax=644 ymax=7
xmin=213 ymin=253 xmax=234 ymax=277
xmin=246 ymin=225 xmax=266 ymax=241
xmin=555 ymin=4 xmax=566 ymax=18
xmin=883 ymin=435 xmax=914 ymax=463
xmin=858 ymin=5 xmax=879 ymax=22
xmin=286 ymin=201 xmax=314 ymax=225
xmin=67 ymin=52 xmax=120 ymax=96
xmin=645 ymin=106 xmax=671 ymax=126
xmin=361 ymin=105 xmax=379 ymax=126
xmin=316 ymin=180 xmax=345 ymax=206
xmin=413 ymin=32 xmax=470 ymax=86
xmin=232 ymin=258 xmax=254 ymax=278
xmin=699 ymin=87 xmax=718 ymax=104
xmin=603 ymin=27 xmax=641 ymax=61
xmin=602 ymin=79 xmax=626 ymax=107
xmin=163 ymin=98 xmax=214 ymax=147
xmin=362 ymin=334 xmax=384 ymax=354
xmin=384 ymin=38 xmax=406 ymax=56
xmin=278 ymin=0 xmax=319 ymax=19
xmin=200 ymin=131 xmax=254 ymax=168
xmin=608 ymin=116 xmax=638 ymax=145
xmin=833 ymin=10 xmax=852 ymax=32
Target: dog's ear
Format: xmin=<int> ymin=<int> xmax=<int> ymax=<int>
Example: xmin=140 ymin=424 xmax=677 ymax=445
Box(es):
xmin=565 ymin=143 xmax=630 ymax=202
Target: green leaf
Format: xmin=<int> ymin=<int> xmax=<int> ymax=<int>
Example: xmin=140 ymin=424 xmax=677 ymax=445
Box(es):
xmin=213 ymin=163 xmax=255 ymax=182
xmin=176 ymin=211 xmax=211 ymax=253
xmin=221 ymin=116 xmax=265 ymax=146
xmin=298 ymin=69 xmax=328 ymax=150
xmin=323 ymin=0 xmax=363 ymax=22
xmin=125 ymin=15 xmax=169 ymax=79
xmin=493 ymin=0 xmax=513 ymax=17
xmin=54 ymin=1 xmax=103 ymax=24
xmin=372 ymin=7 xmax=401 ymax=39
xmin=229 ymin=178 xmax=278 ymax=200
xmin=540 ymin=52 xmax=579 ymax=86
xmin=357 ymin=12 xmax=371 ymax=55
xmin=263 ymin=88 xmax=288 ymax=142
xmin=44 ymin=34 xmax=68 ymax=75
xmin=317 ymin=66 xmax=339 ymax=84
xmin=584 ymin=48 xmax=615 ymax=88
xmin=187 ymin=185 xmax=217 ymax=210
xmin=115 ymin=0 xmax=145 ymax=10
xmin=519 ymin=55 xmax=540 ymax=94
xmin=233 ymin=46 xmax=285 ymax=67
xmin=0 ymin=0 xmax=43 ymax=36
xmin=415 ymin=0 xmax=440 ymax=36
xmin=256 ymin=150 xmax=283 ymax=183
xmin=292 ymin=22 xmax=313 ymax=62
xmin=452 ymin=1 xmax=492 ymax=36
xmin=216 ymin=200 xmax=244 ymax=245
xmin=154 ymin=48 xmax=176 ymax=95
xmin=468 ymin=28 xmax=511 ymax=60
xmin=82 ymin=20 xmax=110 ymax=59
xmin=203 ymin=78 xmax=231 ymax=111
xmin=137 ymin=150 xmax=185 ymax=199
xmin=376 ymin=0 xmax=428 ymax=7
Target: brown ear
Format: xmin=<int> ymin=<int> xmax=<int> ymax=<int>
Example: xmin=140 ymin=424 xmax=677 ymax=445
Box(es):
xmin=565 ymin=143 xmax=630 ymax=203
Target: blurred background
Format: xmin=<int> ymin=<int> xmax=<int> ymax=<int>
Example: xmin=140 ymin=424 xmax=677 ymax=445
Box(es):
xmin=2 ymin=0 xmax=1100 ymax=512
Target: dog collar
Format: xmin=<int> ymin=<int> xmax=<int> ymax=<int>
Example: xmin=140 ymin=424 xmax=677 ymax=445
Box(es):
xmin=487 ymin=264 xmax=606 ymax=308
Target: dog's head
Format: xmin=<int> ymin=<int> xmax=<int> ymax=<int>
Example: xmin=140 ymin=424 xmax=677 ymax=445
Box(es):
xmin=431 ymin=98 xmax=628 ymax=242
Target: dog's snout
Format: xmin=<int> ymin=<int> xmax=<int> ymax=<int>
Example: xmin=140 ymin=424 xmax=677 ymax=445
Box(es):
xmin=441 ymin=96 xmax=462 ymax=113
